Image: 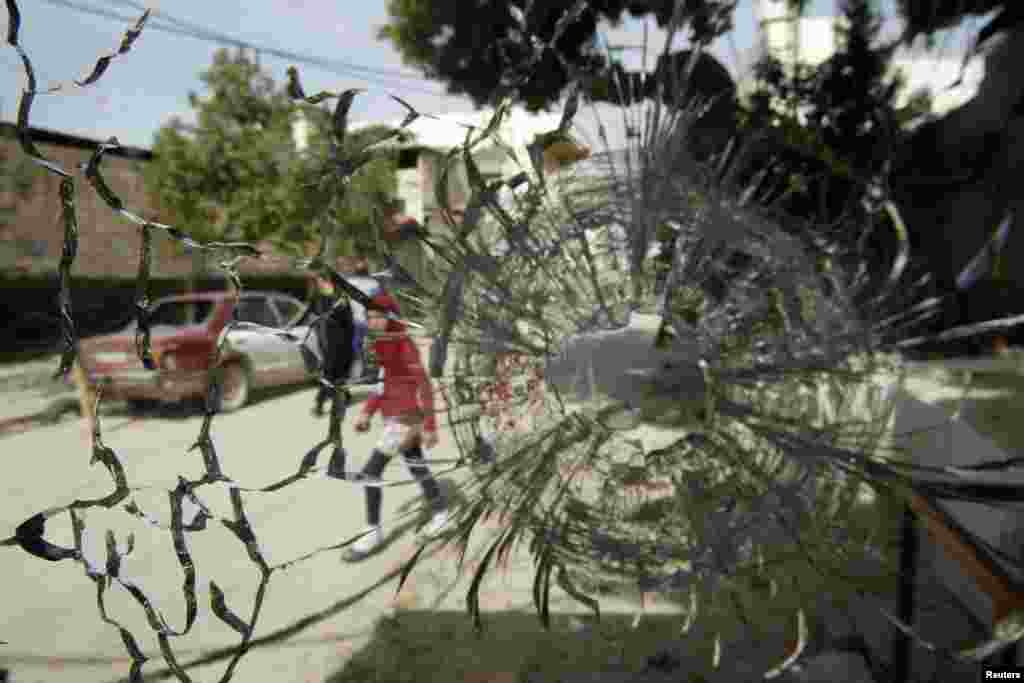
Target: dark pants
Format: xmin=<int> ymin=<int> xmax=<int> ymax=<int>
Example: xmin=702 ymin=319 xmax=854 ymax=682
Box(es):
xmin=314 ymin=384 xmax=345 ymax=413
xmin=359 ymin=445 xmax=443 ymax=526
xmin=316 ymin=385 xmax=351 ymax=415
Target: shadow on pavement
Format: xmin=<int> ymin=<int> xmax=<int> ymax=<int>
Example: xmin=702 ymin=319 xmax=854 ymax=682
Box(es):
xmin=118 ymin=510 xmax=437 ymax=683
xmin=323 ymin=611 xmax=691 ymax=683
xmin=109 ymin=382 xmax=376 ymax=421
xmin=129 ymin=382 xmax=323 ymax=420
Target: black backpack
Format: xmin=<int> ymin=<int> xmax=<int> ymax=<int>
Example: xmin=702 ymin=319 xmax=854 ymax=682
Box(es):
xmin=300 ymin=295 xmax=357 ymax=384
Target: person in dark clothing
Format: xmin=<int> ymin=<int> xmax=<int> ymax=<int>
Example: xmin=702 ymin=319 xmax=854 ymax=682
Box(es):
xmin=344 ymin=257 xmax=384 ymax=385
xmin=304 ymin=271 xmax=357 ymax=418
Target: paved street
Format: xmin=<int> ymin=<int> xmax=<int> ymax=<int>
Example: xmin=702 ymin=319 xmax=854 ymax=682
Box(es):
xmin=0 ymin=375 xmax=681 ymax=683
xmin=1 ymin=381 xmax=450 ymax=682
xmin=1 ymin=351 xmax=1022 ymax=682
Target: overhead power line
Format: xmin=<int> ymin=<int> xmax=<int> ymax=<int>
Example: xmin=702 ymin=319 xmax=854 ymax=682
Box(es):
xmin=98 ymin=0 xmax=430 ymax=82
xmin=36 ymin=0 xmax=454 ymax=99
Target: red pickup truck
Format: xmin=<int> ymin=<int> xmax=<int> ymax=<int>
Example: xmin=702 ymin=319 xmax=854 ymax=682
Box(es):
xmin=78 ymin=291 xmax=316 ymax=412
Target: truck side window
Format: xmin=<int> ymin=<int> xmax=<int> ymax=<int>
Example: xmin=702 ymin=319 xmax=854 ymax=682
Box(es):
xmin=234 ymin=298 xmax=279 ymax=327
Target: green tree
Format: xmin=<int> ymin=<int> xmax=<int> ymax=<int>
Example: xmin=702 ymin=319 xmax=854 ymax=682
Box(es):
xmin=288 ymin=113 xmax=400 ymax=265
xmin=738 ymin=0 xmax=931 ymax=225
xmin=377 ymin=0 xmax=738 ymax=111
xmin=145 ymin=49 xmax=399 ymax=280
xmin=145 ymin=47 xmax=299 ymax=284
xmin=804 ymin=0 xmax=919 ymax=177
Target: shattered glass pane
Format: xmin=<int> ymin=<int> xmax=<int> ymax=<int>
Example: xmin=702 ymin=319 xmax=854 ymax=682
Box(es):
xmin=5 ymin=1 xmax=1024 ymax=680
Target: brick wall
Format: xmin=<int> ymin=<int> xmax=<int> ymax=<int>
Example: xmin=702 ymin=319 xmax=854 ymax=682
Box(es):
xmin=0 ymin=132 xmax=199 ymax=279
xmin=0 ymin=126 xmax=316 ymax=281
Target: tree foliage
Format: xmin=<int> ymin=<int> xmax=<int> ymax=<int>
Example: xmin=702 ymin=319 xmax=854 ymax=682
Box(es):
xmin=587 ymin=47 xmax=737 ymax=110
xmin=144 ymin=48 xmax=397 ymax=263
xmin=282 ymin=116 xmax=400 ymax=264
xmin=738 ymin=0 xmax=932 ymax=226
xmin=806 ymin=0 xmax=933 ymax=174
xmin=145 ymin=49 xmax=298 ymax=246
xmin=377 ymin=0 xmax=738 ymax=111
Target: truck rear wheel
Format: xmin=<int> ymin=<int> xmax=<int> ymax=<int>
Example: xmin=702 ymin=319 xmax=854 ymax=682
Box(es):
xmin=127 ymin=399 xmax=157 ymax=415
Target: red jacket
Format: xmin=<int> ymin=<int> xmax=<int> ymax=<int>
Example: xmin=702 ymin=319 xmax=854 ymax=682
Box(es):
xmin=360 ymin=321 xmax=437 ymax=433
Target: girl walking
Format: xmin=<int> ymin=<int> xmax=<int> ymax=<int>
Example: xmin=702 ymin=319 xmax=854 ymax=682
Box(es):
xmin=344 ymin=290 xmax=450 ymax=561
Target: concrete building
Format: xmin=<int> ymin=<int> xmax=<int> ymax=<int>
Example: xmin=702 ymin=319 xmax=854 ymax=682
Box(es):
xmin=0 ymin=122 xmax=174 ymax=279
xmin=343 ymin=108 xmax=590 ymax=285
xmin=357 ymin=108 xmax=585 ymax=226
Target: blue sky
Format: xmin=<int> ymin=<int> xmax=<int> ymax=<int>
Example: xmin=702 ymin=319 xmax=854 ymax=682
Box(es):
xmin=0 ymin=0 xmax=978 ymax=150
